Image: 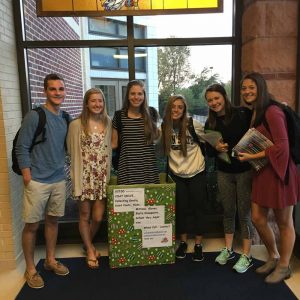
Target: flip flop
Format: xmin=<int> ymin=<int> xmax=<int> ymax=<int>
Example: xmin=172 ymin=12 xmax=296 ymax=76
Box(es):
xmin=86 ymin=258 xmax=99 ymax=269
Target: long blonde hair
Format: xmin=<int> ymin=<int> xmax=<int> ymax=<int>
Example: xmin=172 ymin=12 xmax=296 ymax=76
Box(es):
xmin=80 ymin=88 xmax=109 ymax=135
xmin=162 ymin=95 xmax=189 ymax=157
xmin=122 ymin=80 xmax=159 ymax=143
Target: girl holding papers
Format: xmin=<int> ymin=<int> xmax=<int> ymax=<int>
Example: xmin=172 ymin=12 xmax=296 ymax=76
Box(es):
xmin=237 ymin=72 xmax=299 ymax=283
xmin=205 ymin=84 xmax=254 ymax=274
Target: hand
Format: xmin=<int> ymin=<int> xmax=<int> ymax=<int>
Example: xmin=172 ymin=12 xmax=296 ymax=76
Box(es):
xmin=215 ymin=139 xmax=229 ymax=153
xmin=21 ymin=168 xmax=32 ymax=186
xmin=236 ymin=152 xmax=252 ymax=162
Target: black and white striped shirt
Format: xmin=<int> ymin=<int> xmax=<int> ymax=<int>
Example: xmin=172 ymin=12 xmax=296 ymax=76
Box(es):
xmin=112 ymin=110 xmax=159 ymax=185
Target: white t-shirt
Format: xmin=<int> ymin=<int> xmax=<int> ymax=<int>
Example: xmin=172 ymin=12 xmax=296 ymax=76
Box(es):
xmin=168 ymin=119 xmax=205 ymax=178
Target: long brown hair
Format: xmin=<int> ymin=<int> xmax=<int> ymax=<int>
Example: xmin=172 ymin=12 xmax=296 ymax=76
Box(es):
xmin=205 ymin=84 xmax=233 ymax=129
xmin=80 ymin=88 xmax=109 ymax=135
xmin=162 ymin=95 xmax=189 ymax=157
xmin=122 ymin=80 xmax=159 ymax=143
xmin=241 ymin=72 xmax=272 ymax=127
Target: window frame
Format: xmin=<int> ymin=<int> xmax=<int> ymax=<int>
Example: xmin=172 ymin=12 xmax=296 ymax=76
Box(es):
xmin=14 ymin=0 xmax=241 ymax=116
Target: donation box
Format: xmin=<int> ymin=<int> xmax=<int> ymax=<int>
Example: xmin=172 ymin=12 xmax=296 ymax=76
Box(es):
xmin=107 ymin=174 xmax=176 ymax=268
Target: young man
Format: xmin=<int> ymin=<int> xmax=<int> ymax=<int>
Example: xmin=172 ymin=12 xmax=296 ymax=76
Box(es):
xmin=16 ymin=73 xmax=70 ymax=289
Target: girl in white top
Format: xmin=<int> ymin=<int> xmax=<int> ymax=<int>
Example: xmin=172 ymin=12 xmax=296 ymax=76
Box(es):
xmin=161 ymin=95 xmax=206 ymax=261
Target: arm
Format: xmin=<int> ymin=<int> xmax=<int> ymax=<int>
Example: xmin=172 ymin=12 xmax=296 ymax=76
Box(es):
xmin=66 ymin=119 xmax=78 ymax=156
xmin=237 ymin=150 xmax=266 ymax=162
xmin=15 ymin=111 xmax=39 ymax=185
xmin=111 ymin=111 xmax=119 ymax=150
xmin=21 ymin=168 xmax=32 ymax=185
xmin=263 ymin=106 xmax=289 ymax=181
xmin=111 ymin=128 xmax=118 ymax=150
xmin=215 ymin=139 xmax=229 ymax=153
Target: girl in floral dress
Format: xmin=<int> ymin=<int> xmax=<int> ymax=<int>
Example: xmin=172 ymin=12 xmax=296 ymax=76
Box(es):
xmin=67 ymin=88 xmax=112 ymax=269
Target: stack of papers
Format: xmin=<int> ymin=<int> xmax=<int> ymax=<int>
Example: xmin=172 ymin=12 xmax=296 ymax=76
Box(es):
xmin=232 ymin=128 xmax=273 ymax=171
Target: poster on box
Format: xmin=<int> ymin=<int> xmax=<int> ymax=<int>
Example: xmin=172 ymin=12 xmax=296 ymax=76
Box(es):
xmin=142 ymin=224 xmax=172 ymax=248
xmin=134 ymin=206 xmax=165 ymax=228
xmin=113 ymin=188 xmax=144 ymax=212
xmin=107 ymin=176 xmax=175 ymax=268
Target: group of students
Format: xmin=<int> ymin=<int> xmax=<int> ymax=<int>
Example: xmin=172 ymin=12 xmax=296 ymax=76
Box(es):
xmin=16 ymin=72 xmax=299 ymax=289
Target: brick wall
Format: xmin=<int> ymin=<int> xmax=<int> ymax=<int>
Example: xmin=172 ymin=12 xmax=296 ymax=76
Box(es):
xmin=0 ymin=0 xmax=24 ymax=269
xmin=24 ymin=0 xmax=84 ymax=117
xmin=242 ymin=0 xmax=298 ymax=108
xmin=242 ymin=0 xmax=299 ymax=245
xmin=23 ymin=0 xmax=85 ymax=201
xmin=0 ymin=0 xmax=86 ymax=270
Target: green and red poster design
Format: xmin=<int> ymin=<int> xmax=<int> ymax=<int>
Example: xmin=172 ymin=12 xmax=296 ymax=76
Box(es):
xmin=107 ymin=174 xmax=176 ymax=268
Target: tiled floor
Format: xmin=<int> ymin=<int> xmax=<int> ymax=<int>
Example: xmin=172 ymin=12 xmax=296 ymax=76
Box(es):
xmin=1 ymin=238 xmax=299 ymax=299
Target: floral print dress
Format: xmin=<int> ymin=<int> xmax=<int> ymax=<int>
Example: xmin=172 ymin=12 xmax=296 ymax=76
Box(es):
xmin=79 ymin=131 xmax=108 ymax=201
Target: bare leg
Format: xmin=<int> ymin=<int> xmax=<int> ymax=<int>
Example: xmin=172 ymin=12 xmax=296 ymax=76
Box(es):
xmin=273 ymin=206 xmax=295 ymax=267
xmin=251 ymin=202 xmax=280 ymax=259
xmin=242 ymin=239 xmax=252 ymax=256
xmin=22 ymin=222 xmax=39 ymax=274
xmin=195 ymin=235 xmax=203 ymax=245
xmin=90 ymin=199 xmax=106 ymax=240
xmin=224 ymin=233 xmax=234 ymax=250
xmin=78 ymin=201 xmax=97 ymax=261
xmin=180 ymin=233 xmax=188 ymax=243
xmin=44 ymin=215 xmax=59 ymax=264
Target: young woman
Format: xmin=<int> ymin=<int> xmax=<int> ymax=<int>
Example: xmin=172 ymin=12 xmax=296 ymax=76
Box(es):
xmin=111 ymin=80 xmax=160 ymax=185
xmin=238 ymin=72 xmax=300 ymax=283
xmin=204 ymin=84 xmax=254 ymax=273
xmin=161 ymin=95 xmax=206 ymax=261
xmin=67 ymin=88 xmax=112 ymax=269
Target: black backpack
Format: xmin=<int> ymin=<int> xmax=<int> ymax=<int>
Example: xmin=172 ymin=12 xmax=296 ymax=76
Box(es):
xmin=12 ymin=107 xmax=70 ymax=175
xmin=263 ymin=100 xmax=300 ymax=183
xmin=112 ymin=107 xmax=158 ymax=171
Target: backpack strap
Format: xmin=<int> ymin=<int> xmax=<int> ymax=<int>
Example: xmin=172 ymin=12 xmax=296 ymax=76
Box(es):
xmin=62 ymin=110 xmax=71 ymax=127
xmin=187 ymin=117 xmax=201 ymax=146
xmin=29 ymin=107 xmax=47 ymax=151
xmin=62 ymin=110 xmax=71 ymax=150
xmin=187 ymin=117 xmax=206 ymax=156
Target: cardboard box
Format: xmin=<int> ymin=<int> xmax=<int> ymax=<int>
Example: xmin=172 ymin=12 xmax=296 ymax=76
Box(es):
xmin=107 ymin=173 xmax=175 ymax=268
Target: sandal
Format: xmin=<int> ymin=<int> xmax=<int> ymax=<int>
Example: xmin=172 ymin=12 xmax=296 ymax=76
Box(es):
xmin=86 ymin=258 xmax=99 ymax=269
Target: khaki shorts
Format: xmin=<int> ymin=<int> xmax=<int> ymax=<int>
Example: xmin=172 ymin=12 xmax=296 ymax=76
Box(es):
xmin=23 ymin=180 xmax=66 ymax=223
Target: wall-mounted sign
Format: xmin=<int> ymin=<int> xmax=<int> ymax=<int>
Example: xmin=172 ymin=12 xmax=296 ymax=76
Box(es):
xmin=37 ymin=0 xmax=223 ymax=17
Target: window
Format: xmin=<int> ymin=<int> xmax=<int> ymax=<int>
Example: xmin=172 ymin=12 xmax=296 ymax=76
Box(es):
xmin=89 ymin=18 xmax=124 ymax=37
xmin=15 ymin=0 xmax=238 ymax=223
xmin=90 ymin=47 xmax=146 ymax=72
xmin=88 ymin=17 xmax=146 ymax=39
xmin=90 ymin=48 xmax=118 ymax=68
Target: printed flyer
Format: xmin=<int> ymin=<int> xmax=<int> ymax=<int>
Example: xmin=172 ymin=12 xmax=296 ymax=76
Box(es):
xmin=107 ymin=175 xmax=175 ymax=268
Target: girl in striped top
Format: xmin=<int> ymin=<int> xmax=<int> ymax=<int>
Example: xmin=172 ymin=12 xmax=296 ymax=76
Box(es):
xmin=112 ymin=80 xmax=160 ymax=185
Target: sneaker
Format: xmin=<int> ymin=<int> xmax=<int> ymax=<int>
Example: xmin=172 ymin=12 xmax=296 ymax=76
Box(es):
xmin=44 ymin=260 xmax=69 ymax=276
xmin=233 ymin=254 xmax=253 ymax=273
xmin=175 ymin=241 xmax=187 ymax=259
xmin=215 ymin=247 xmax=235 ymax=265
xmin=192 ymin=244 xmax=204 ymax=262
xmin=24 ymin=271 xmax=44 ymax=289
